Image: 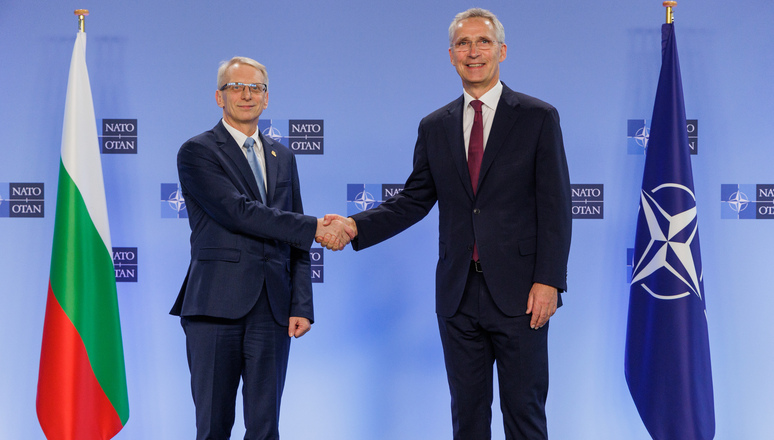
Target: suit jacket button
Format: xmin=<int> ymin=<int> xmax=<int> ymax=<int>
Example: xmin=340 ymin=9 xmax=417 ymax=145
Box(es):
xmin=473 ymin=208 xmax=480 ymax=214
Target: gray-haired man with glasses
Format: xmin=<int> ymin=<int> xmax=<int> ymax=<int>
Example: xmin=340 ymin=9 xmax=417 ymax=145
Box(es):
xmin=322 ymin=8 xmax=571 ymax=439
xmin=172 ymin=56 xmax=354 ymax=440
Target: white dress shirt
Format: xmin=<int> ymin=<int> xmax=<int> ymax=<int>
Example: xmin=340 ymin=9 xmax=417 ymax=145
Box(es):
xmin=462 ymin=81 xmax=503 ymax=157
xmin=221 ymin=118 xmax=267 ymax=189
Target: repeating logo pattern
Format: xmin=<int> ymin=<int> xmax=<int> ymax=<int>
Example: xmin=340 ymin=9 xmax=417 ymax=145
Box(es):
xmin=627 ymin=119 xmax=650 ymax=154
xmin=721 ymin=184 xmax=774 ymax=219
xmin=0 ymin=183 xmax=44 ymax=218
xmin=571 ymin=184 xmax=604 ymax=219
xmin=102 ymin=119 xmax=138 ymax=154
xmin=346 ymin=184 xmax=404 ymax=216
xmin=258 ymin=119 xmax=324 ymax=155
xmin=310 ymin=248 xmax=324 ymax=283
xmin=627 ymin=119 xmax=698 ymax=155
xmin=161 ymin=183 xmax=187 ymax=218
xmin=626 ymin=248 xmax=635 ymax=282
xmin=113 ymin=247 xmax=138 ymax=282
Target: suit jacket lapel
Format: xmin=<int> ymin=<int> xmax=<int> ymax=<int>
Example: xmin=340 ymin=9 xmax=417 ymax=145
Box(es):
xmin=478 ymin=85 xmax=521 ymax=191
xmin=259 ymin=131 xmax=278 ymax=206
xmin=213 ymin=121 xmax=264 ymax=202
xmin=442 ymin=97 xmax=476 ymax=201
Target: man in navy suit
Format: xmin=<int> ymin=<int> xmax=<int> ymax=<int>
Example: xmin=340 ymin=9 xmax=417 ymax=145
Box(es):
xmin=171 ymin=56 xmax=353 ymax=440
xmin=324 ymin=8 xmax=571 ymax=439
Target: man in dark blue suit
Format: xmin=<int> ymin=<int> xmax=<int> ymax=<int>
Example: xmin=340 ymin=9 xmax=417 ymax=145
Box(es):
xmin=171 ymin=56 xmax=353 ymax=440
xmin=324 ymin=8 xmax=571 ymax=439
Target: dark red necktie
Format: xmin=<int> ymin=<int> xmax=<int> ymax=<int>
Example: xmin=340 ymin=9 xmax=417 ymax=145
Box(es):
xmin=468 ymin=100 xmax=483 ymax=261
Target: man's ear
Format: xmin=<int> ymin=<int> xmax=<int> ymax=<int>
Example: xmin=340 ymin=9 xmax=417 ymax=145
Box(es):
xmin=215 ymin=90 xmax=225 ymax=108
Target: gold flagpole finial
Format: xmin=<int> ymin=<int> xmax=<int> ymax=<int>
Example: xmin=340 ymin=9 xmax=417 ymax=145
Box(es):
xmin=663 ymin=1 xmax=677 ymax=24
xmin=74 ymin=9 xmax=89 ymax=32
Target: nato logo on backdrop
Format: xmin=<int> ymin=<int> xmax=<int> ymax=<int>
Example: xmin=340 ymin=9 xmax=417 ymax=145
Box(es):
xmin=347 ymin=184 xmax=404 ymax=216
xmin=721 ymin=184 xmax=774 ymax=219
xmin=161 ymin=183 xmax=187 ymax=218
xmin=571 ymin=184 xmax=604 ymax=219
xmin=113 ymin=247 xmax=138 ymax=282
xmin=310 ymin=248 xmax=324 ymax=283
xmin=102 ymin=119 xmax=137 ymax=154
xmin=627 ymin=119 xmax=698 ymax=155
xmin=0 ymin=182 xmax=44 ymax=218
xmin=258 ymin=119 xmax=324 ymax=155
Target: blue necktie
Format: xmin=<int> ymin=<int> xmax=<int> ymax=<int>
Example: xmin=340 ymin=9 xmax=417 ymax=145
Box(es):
xmin=244 ymin=137 xmax=267 ymax=203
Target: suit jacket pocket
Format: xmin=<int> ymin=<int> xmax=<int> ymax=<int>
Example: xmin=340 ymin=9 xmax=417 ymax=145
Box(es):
xmin=197 ymin=247 xmax=241 ymax=262
xmin=518 ymin=237 xmax=537 ymax=256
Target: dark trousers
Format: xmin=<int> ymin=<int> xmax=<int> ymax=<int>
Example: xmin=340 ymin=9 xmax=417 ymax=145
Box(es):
xmin=181 ymin=290 xmax=290 ymax=440
xmin=437 ymin=267 xmax=550 ymax=440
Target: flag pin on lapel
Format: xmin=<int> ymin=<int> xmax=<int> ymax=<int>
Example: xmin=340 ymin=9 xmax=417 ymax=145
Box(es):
xmin=271 ymin=150 xmax=276 ymax=157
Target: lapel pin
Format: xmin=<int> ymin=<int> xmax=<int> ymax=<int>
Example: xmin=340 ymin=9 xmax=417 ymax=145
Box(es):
xmin=271 ymin=150 xmax=277 ymax=157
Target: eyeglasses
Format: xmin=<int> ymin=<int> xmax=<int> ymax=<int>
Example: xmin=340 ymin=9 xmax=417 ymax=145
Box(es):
xmin=452 ymin=38 xmax=498 ymax=52
xmin=219 ymin=82 xmax=268 ymax=94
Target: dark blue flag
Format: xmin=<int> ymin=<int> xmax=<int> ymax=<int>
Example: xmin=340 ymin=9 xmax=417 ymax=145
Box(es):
xmin=625 ymin=23 xmax=715 ymax=440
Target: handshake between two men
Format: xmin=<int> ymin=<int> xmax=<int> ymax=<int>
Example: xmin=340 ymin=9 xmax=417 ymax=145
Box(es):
xmin=315 ymin=214 xmax=357 ymax=251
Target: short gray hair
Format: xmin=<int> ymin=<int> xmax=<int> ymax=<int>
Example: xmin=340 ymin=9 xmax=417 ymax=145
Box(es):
xmin=448 ymin=8 xmax=505 ymax=47
xmin=216 ymin=56 xmax=269 ymax=89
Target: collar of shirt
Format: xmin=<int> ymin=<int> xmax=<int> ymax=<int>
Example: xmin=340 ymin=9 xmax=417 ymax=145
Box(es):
xmin=462 ymin=81 xmax=503 ymax=153
xmin=221 ymin=118 xmax=263 ymax=157
xmin=463 ymin=80 xmax=503 ymax=114
xmin=221 ymin=119 xmax=267 ymax=189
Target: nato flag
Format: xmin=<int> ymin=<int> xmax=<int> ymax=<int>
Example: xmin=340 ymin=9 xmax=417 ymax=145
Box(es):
xmin=625 ymin=23 xmax=715 ymax=440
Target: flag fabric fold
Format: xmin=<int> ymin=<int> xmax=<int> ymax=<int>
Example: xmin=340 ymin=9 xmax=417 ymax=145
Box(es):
xmin=625 ymin=22 xmax=715 ymax=440
xmin=36 ymin=30 xmax=129 ymax=440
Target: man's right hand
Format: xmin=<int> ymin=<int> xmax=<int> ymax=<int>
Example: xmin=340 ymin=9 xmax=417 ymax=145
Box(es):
xmin=315 ymin=216 xmax=356 ymax=251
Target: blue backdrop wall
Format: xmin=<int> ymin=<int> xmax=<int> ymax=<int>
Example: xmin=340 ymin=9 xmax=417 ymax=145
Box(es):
xmin=2 ymin=1 xmax=773 ymax=438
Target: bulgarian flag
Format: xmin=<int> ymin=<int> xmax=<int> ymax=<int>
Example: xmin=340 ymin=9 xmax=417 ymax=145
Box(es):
xmin=36 ymin=29 xmax=129 ymax=439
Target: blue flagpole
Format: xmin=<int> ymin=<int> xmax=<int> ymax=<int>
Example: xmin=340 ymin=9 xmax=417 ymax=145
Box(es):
xmin=625 ymin=2 xmax=716 ymax=439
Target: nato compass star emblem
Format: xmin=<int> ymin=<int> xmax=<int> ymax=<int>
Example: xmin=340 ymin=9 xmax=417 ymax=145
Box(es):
xmin=347 ymin=184 xmax=387 ymax=216
xmin=168 ymin=188 xmax=186 ymax=213
xmin=262 ymin=125 xmax=283 ymax=142
xmin=354 ymin=190 xmax=376 ymax=211
xmin=160 ymin=183 xmax=188 ymax=218
xmin=634 ymin=126 xmax=649 ymax=150
xmin=630 ymin=183 xmax=703 ymax=301
xmin=721 ymin=184 xmax=757 ymax=219
xmin=726 ymin=190 xmax=749 ymax=213
xmin=627 ymin=120 xmax=650 ymax=155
